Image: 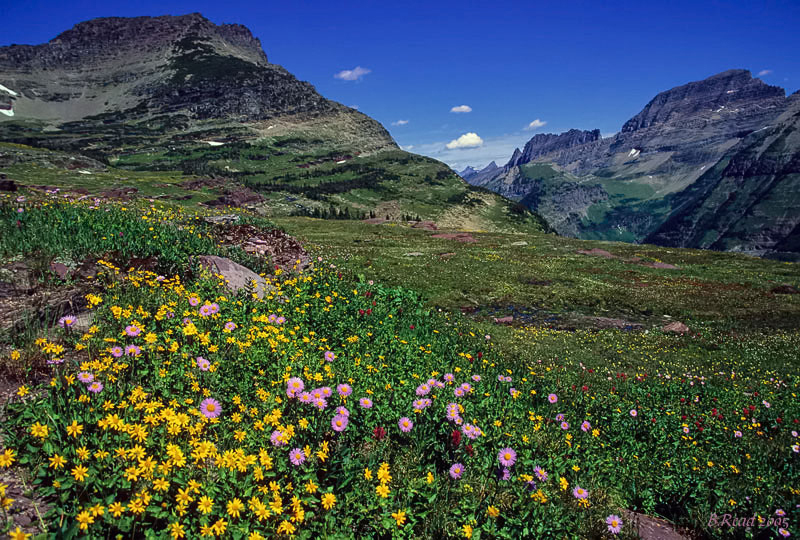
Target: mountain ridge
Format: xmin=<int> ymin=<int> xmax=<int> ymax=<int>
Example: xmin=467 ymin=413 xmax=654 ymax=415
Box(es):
xmin=464 ymin=69 xmax=799 ymax=256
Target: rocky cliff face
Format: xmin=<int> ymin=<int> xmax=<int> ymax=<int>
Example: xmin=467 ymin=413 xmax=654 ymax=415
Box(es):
xmin=506 ymin=129 xmax=601 ymax=168
xmin=0 ymin=14 xmax=395 ymax=154
xmin=647 ymin=92 xmax=800 ymax=259
xmin=467 ymin=70 xmax=797 ymax=255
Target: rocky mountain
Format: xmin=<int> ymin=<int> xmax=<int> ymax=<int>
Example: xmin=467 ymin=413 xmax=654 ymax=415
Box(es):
xmin=0 ymin=14 xmax=550 ymax=234
xmin=647 ymin=92 xmax=800 ymax=259
xmin=0 ymin=13 xmax=395 ymax=154
xmin=459 ymin=161 xmax=498 ymax=184
xmin=465 ymin=69 xmax=798 ymax=255
xmin=505 ymin=129 xmax=602 ymax=168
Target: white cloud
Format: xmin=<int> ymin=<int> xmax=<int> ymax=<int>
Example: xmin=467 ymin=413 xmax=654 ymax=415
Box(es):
xmin=446 ymin=132 xmax=484 ymax=149
xmin=524 ymin=119 xmax=547 ymax=131
xmin=410 ymin=132 xmax=531 ymax=171
xmin=450 ymin=105 xmax=472 ymax=113
xmin=757 ymin=69 xmax=772 ymax=77
xmin=401 ymin=144 xmax=415 ymax=150
xmin=392 ymin=119 xmax=409 ymax=126
xmin=334 ymin=66 xmax=371 ymax=81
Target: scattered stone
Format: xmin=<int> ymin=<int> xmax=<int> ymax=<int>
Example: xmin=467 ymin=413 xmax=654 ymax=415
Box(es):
xmin=493 ymin=316 xmax=514 ymax=324
xmin=404 ymin=252 xmax=424 ymax=257
xmin=0 ymin=179 xmax=18 ymax=191
xmin=577 ymin=248 xmax=614 ymax=258
xmin=49 ymin=262 xmax=70 ymax=280
xmin=645 ymin=261 xmax=680 ymax=270
xmin=662 ymin=321 xmax=690 ymax=333
xmin=770 ymin=284 xmax=799 ymax=294
xmin=204 ymin=187 xmax=264 ymax=208
xmin=438 ymin=252 xmax=456 ymax=259
xmin=204 ymin=214 xmax=240 ymax=225
xmin=510 ymin=241 xmax=528 ymax=246
xmin=622 ymin=510 xmax=691 ymax=540
xmin=412 ymin=220 xmax=438 ymax=231
xmin=585 ymin=316 xmax=643 ymax=330
xmin=197 ymin=255 xmax=272 ymax=299
xmin=431 ymin=233 xmax=477 ymax=243
xmin=101 ymin=187 xmax=138 ymax=199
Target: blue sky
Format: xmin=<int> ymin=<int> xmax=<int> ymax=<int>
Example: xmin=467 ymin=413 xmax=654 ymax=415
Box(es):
xmin=2 ymin=0 xmax=799 ymax=170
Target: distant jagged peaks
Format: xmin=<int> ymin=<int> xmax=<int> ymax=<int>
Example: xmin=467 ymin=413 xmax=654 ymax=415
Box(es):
xmin=621 ymin=69 xmax=785 ymax=133
xmin=506 ymin=129 xmax=601 ymax=168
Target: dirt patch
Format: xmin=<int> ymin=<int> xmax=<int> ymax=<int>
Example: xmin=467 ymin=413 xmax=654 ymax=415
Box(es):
xmin=577 ymin=248 xmax=614 ymax=258
xmin=771 ymin=284 xmax=799 ymax=294
xmin=622 ymin=510 xmax=695 ymax=540
xmin=431 ymin=233 xmax=477 ymax=243
xmin=204 ymin=186 xmax=264 ymax=208
xmin=219 ymin=225 xmax=310 ymax=272
xmin=577 ymin=249 xmax=681 ymax=270
xmin=411 ymin=221 xmax=438 ymax=231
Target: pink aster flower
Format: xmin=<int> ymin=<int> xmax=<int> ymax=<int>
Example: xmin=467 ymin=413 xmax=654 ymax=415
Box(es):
xmin=286 ymin=377 xmax=304 ymax=398
xmin=734 ymin=430 xmax=742 ymax=438
xmin=209 ymin=303 xmax=220 ymax=314
xmin=196 ymin=357 xmax=210 ymax=371
xmin=444 ymin=373 xmax=454 ymax=383
xmin=454 ymin=388 xmax=464 ymax=397
xmin=313 ymin=398 xmax=328 ymax=410
xmin=224 ymin=321 xmax=237 ymax=331
xmin=199 ymin=304 xmax=213 ymax=317
xmin=125 ymin=344 xmax=141 ymax=357
xmin=335 ymin=406 xmax=349 ymax=417
xmin=324 ymin=350 xmax=336 ymax=362
xmin=289 ymin=448 xmax=305 ymax=466
xmin=200 ymin=398 xmax=222 ymax=419
xmin=416 ymin=384 xmax=431 ymax=396
xmin=336 ymin=383 xmax=352 ymax=397
xmin=778 ymin=529 xmax=790 ymax=538
xmin=331 ymin=415 xmax=349 ymax=432
xmin=449 ymin=463 xmax=464 ymax=479
xmin=497 ymin=447 xmax=517 ymax=467
xmin=359 ymin=397 xmax=373 ymax=409
xmin=534 ymin=466 xmax=548 ymax=481
xmin=573 ymin=486 xmax=589 ymax=499
xmin=548 ymin=393 xmax=558 ymax=404
xmin=124 ymin=325 xmax=141 ymax=337
xmin=320 ymin=386 xmax=332 ymax=398
xmin=110 ymin=346 xmax=123 ymax=358
xmin=630 ymin=409 xmax=638 ymax=417
xmin=413 ymin=398 xmax=432 ymax=410
xmin=58 ymin=315 xmax=76 ymax=328
xmin=398 ymin=417 xmax=413 ymax=433
xmin=581 ymin=421 xmax=592 ymax=432
xmin=270 ymin=430 xmax=287 ymax=447
xmin=276 ymin=316 xmax=286 ymax=325
xmin=77 ymin=371 xmax=94 ymax=384
xmin=561 ymin=421 xmax=570 ymax=430
xmin=188 ymin=296 xmax=200 ymax=307
xmin=298 ymin=392 xmax=312 ymax=404
xmin=606 ymin=514 xmax=622 ymax=534
xmin=87 ymin=381 xmax=104 ymax=393
xmin=472 ymin=375 xmax=481 ymax=382
xmin=556 ymin=413 xmax=565 ymax=421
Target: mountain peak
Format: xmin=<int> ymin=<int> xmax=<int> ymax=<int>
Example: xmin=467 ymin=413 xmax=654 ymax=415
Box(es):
xmin=621 ymin=69 xmax=785 ymax=133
